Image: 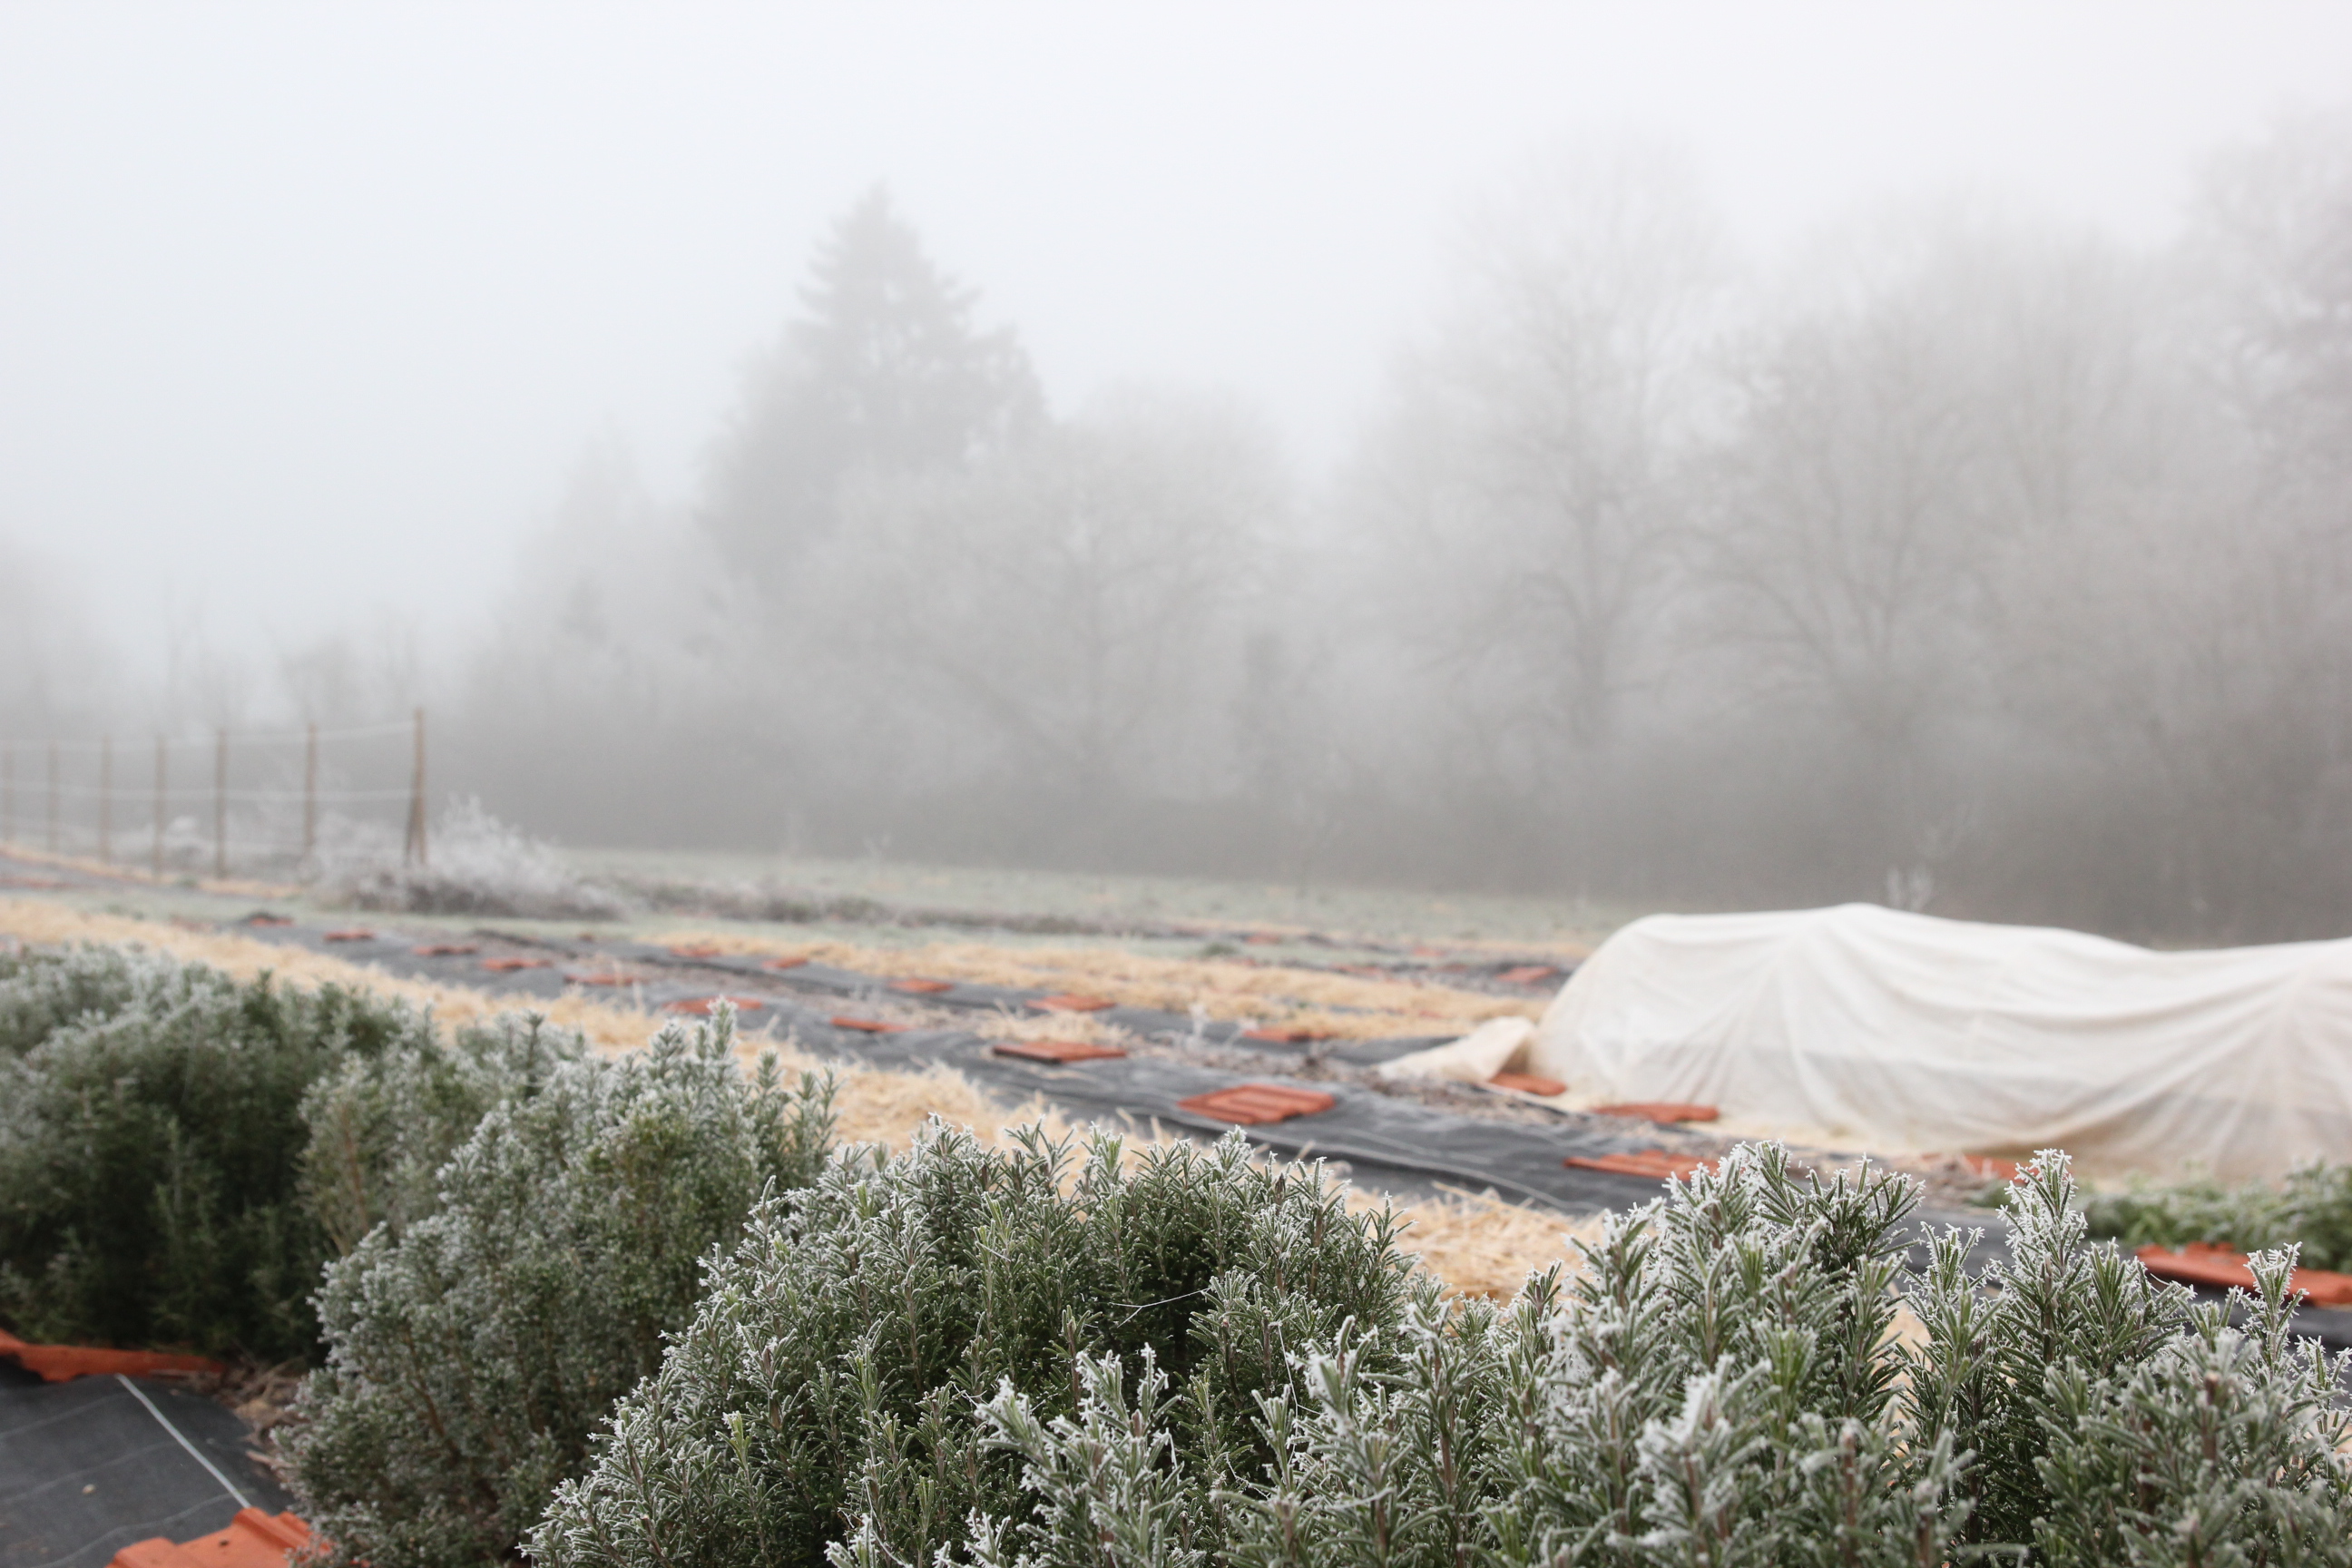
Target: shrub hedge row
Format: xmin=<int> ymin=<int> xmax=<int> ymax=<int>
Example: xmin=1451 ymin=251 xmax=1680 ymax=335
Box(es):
xmin=5 ymin=945 xmax=2350 ymax=1566
xmin=2088 ymin=1162 xmax=2352 ymax=1273
xmin=0 ymin=946 xmax=428 ymax=1357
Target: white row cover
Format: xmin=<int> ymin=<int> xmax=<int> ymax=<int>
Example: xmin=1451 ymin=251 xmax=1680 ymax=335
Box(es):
xmin=1528 ymin=903 xmax=2352 ymax=1181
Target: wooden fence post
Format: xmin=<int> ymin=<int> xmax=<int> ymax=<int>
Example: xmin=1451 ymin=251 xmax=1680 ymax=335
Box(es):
xmin=152 ymin=738 xmax=166 ymax=880
xmin=303 ymin=721 xmax=318 ymax=864
xmin=403 ymin=708 xmax=427 ymax=868
xmin=213 ymin=729 xmax=227 ymax=880
xmin=98 ymin=736 xmax=112 ymax=865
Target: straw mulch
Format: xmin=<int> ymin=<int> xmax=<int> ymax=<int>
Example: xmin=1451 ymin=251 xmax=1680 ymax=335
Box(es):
xmin=650 ymin=927 xmax=1544 ymax=1040
xmin=0 ymin=898 xmax=1592 ymax=1298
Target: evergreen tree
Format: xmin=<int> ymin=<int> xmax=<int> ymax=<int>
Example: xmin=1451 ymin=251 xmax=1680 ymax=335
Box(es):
xmin=703 ymin=188 xmax=1044 ymax=586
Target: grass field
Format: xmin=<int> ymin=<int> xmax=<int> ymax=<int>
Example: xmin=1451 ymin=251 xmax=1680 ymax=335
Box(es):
xmin=566 ymin=847 xmax=1638 ymax=954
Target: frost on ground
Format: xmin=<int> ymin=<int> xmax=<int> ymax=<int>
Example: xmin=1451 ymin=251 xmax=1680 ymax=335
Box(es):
xmin=314 ymin=797 xmax=627 ymax=920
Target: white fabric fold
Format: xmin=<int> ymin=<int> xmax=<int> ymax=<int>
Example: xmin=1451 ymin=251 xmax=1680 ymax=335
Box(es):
xmin=1528 ymin=903 xmax=2352 ymax=1180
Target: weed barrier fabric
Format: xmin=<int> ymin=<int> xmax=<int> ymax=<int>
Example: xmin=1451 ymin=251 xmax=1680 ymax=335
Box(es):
xmin=0 ymin=1369 xmax=293 ymax=1568
xmin=48 ymin=905 xmax=2352 ymax=1351
xmin=212 ymin=921 xmax=2016 ymax=1243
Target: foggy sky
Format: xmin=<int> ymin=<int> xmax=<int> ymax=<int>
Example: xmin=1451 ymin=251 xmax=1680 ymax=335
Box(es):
xmin=2 ymin=3 xmax=2347 ymax=673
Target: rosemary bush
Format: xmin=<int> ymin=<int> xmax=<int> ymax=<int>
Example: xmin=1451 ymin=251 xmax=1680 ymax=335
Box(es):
xmin=0 ymin=946 xmax=427 ymax=1358
xmin=2087 ymin=1162 xmax=2352 ymax=1273
xmin=286 ymin=1012 xmax=836 ymax=1568
xmin=298 ymin=1008 xmax=580 ymax=1255
xmin=0 ymin=942 xmax=152 ymax=1054
xmin=532 ymin=1123 xmax=1418 ymax=1568
xmin=540 ymin=1142 xmax=2352 ymax=1568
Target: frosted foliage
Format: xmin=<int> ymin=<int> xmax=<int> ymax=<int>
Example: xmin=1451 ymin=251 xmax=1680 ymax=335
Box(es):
xmin=535 ymin=1143 xmax=2352 ymax=1568
xmin=0 ymin=946 xmax=437 ymax=1359
xmin=315 ymin=795 xmax=626 ymax=919
xmin=285 ymin=1012 xmax=836 ymax=1568
xmin=532 ymin=1126 xmax=1416 ymax=1568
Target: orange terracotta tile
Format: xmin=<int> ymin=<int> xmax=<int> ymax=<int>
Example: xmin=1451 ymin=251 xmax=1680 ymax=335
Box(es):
xmin=1564 ymin=1150 xmax=1719 ymax=1181
xmin=0 ymin=1328 xmax=222 ymax=1383
xmin=109 ymin=1506 xmax=312 ymax=1568
xmin=1592 ymin=1102 xmax=1720 ymax=1124
xmin=1489 ymin=1071 xmax=1567 ymax=1097
xmin=1176 ymin=1083 xmax=1337 ymax=1125
xmin=2136 ymin=1242 xmax=2352 ymax=1308
xmin=664 ymin=995 xmax=767 ymax=1016
xmin=991 ymin=1039 xmax=1129 ymax=1063
xmin=1031 ymin=993 xmax=1115 ymax=1013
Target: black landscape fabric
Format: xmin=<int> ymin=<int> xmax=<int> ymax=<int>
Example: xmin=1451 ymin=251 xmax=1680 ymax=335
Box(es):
xmin=0 ymin=1368 xmax=292 ymax=1568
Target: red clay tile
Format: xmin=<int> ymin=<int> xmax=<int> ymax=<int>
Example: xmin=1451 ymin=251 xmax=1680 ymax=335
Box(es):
xmin=1490 ymin=1071 xmax=1568 ymax=1097
xmin=668 ymin=944 xmax=723 ymax=959
xmin=1242 ymin=1025 xmax=1335 ymax=1044
xmin=321 ymin=928 xmax=376 ymax=942
xmin=244 ymin=915 xmax=293 ymax=927
xmin=831 ymin=1015 xmax=912 ymax=1034
xmin=413 ymin=943 xmax=479 ymax=957
xmin=1032 ymin=993 xmax=1115 ymax=1013
xmin=1955 ymin=1154 xmax=2021 ymax=1181
xmin=2136 ymin=1243 xmax=2352 ymax=1308
xmin=890 ymin=978 xmax=955 ymax=994
xmin=480 ymin=956 xmax=552 ymax=972
xmin=762 ymin=956 xmax=810 ymax=971
xmin=1496 ymin=965 xmax=1560 ymax=985
xmin=1592 ymin=1102 xmax=1720 ymax=1124
xmin=1564 ymin=1150 xmax=1719 ymax=1181
xmin=1176 ymin=1083 xmax=1337 ymax=1125
xmin=0 ymin=1328 xmax=222 ymax=1384
xmin=991 ymin=1039 xmax=1129 ymax=1063
xmin=110 ymin=1506 xmax=313 ymax=1568
xmin=665 ymin=995 xmax=767 ymax=1016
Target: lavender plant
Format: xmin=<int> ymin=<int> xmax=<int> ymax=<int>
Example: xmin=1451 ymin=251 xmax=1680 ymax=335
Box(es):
xmin=531 ymin=1124 xmax=1418 ymax=1568
xmin=533 ymin=1140 xmax=2352 ymax=1568
xmin=2088 ymin=1162 xmax=2352 ymax=1273
xmin=0 ymin=946 xmax=430 ymax=1358
xmin=298 ymin=1008 xmax=580 ymax=1254
xmin=285 ymin=1011 xmax=835 ymax=1568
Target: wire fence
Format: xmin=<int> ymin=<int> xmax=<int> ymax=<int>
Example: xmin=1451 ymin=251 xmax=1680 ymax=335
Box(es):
xmin=0 ymin=711 xmax=431 ymax=880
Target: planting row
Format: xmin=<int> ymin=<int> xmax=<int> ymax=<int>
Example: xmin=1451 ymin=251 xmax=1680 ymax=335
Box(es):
xmin=4 ymin=946 xmax=2351 ymax=1565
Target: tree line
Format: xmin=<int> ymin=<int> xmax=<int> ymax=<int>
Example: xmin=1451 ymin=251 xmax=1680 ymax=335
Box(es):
xmin=17 ymin=115 xmax=2345 ymax=942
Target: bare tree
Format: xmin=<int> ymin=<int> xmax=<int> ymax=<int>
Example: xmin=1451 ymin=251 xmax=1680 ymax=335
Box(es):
xmin=1354 ymin=142 xmax=1729 ymax=784
xmin=819 ymin=388 xmax=1280 ymax=801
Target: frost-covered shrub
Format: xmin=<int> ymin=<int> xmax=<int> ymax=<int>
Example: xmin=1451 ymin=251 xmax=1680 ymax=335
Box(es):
xmin=0 ymin=943 xmax=153 ymax=1054
xmin=286 ymin=1014 xmax=836 ymax=1568
xmin=299 ymin=1009 xmax=580 ymax=1255
xmin=538 ymin=1143 xmax=2352 ymax=1568
xmin=2088 ymin=1161 xmax=2352 ymax=1273
xmin=316 ymin=797 xmax=627 ymax=920
xmin=0 ymin=947 xmax=428 ymax=1358
xmin=532 ymin=1125 xmax=1417 ymax=1568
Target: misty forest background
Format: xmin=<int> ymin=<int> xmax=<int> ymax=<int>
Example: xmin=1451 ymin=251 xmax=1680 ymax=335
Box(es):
xmin=5 ymin=116 xmax=2348 ymax=944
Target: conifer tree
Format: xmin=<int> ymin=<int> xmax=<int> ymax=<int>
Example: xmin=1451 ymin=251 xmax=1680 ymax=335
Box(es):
xmin=703 ymin=188 xmax=1044 ymax=587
